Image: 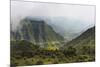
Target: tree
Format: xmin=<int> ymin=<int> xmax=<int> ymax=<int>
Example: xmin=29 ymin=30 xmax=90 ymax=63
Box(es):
xmin=63 ymin=46 xmax=76 ymax=57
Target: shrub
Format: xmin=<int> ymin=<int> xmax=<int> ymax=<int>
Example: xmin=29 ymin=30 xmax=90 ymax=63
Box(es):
xmin=35 ymin=60 xmax=44 ymax=65
xmin=63 ymin=46 xmax=76 ymax=57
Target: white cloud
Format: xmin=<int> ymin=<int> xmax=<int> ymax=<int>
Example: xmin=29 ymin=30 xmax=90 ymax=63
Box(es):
xmin=11 ymin=1 xmax=95 ymax=31
xmin=11 ymin=1 xmax=95 ymax=21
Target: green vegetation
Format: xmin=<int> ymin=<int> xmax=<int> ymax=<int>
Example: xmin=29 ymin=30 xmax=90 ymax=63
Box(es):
xmin=62 ymin=27 xmax=95 ymax=62
xmin=11 ymin=26 xmax=95 ymax=66
xmin=10 ymin=18 xmax=95 ymax=66
xmin=11 ymin=18 xmax=64 ymax=48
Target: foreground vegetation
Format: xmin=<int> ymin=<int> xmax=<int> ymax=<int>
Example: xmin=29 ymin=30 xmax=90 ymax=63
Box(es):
xmin=11 ymin=40 xmax=95 ymax=66
xmin=11 ymin=27 xmax=95 ymax=66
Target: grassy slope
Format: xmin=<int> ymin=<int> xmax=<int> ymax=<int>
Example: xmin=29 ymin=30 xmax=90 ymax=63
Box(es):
xmin=65 ymin=26 xmax=95 ymax=47
xmin=62 ymin=26 xmax=95 ymax=61
xmin=11 ymin=22 xmax=95 ymax=66
xmin=63 ymin=26 xmax=95 ymax=52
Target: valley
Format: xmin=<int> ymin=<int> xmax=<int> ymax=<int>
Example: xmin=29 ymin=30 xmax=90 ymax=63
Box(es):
xmin=10 ymin=18 xmax=95 ymax=66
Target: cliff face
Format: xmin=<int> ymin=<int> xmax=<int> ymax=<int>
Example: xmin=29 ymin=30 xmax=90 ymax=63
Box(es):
xmin=10 ymin=17 xmax=64 ymax=47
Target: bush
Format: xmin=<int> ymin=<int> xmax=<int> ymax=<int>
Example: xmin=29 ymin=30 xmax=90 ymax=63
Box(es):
xmin=63 ymin=46 xmax=76 ymax=57
xmin=53 ymin=61 xmax=59 ymax=64
xmin=35 ymin=60 xmax=44 ymax=65
xmin=75 ymin=55 xmax=89 ymax=62
xmin=81 ymin=45 xmax=95 ymax=55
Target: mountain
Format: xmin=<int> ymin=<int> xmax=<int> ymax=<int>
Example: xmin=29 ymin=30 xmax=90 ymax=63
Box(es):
xmin=44 ymin=17 xmax=94 ymax=41
xmin=10 ymin=17 xmax=64 ymax=48
xmin=62 ymin=26 xmax=95 ymax=57
xmin=64 ymin=26 xmax=95 ymax=46
xmin=10 ymin=20 xmax=95 ymax=66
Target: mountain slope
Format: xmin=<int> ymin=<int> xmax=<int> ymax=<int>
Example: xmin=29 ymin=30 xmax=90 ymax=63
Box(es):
xmin=10 ymin=17 xmax=64 ymax=48
xmin=62 ymin=26 xmax=95 ymax=57
xmin=10 ymin=24 xmax=95 ymax=66
xmin=63 ymin=26 xmax=95 ymax=47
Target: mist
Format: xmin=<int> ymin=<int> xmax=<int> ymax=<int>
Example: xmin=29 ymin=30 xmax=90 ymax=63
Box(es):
xmin=11 ymin=1 xmax=95 ymax=38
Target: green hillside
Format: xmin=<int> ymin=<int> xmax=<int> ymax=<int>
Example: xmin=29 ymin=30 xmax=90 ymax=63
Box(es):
xmin=10 ymin=18 xmax=95 ymax=66
xmin=64 ymin=26 xmax=95 ymax=47
xmin=63 ymin=27 xmax=95 ymax=53
xmin=62 ymin=26 xmax=95 ymax=61
xmin=11 ymin=17 xmax=64 ymax=48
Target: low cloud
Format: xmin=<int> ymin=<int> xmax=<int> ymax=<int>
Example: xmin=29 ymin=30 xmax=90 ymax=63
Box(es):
xmin=11 ymin=1 xmax=95 ymax=31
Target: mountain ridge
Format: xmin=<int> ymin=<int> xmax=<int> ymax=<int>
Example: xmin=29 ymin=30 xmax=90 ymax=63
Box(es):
xmin=10 ymin=18 xmax=64 ymax=48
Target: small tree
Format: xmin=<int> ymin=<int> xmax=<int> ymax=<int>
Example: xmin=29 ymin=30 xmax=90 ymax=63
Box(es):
xmin=63 ymin=46 xmax=76 ymax=57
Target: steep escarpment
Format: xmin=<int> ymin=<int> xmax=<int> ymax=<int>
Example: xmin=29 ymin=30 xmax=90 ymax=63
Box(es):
xmin=11 ymin=17 xmax=64 ymax=48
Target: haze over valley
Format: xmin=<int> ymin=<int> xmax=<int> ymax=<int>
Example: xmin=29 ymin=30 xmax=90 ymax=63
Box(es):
xmin=11 ymin=1 xmax=95 ymax=66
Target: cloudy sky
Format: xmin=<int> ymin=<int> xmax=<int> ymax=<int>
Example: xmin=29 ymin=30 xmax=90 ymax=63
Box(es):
xmin=11 ymin=1 xmax=95 ymax=22
xmin=11 ymin=1 xmax=95 ymax=39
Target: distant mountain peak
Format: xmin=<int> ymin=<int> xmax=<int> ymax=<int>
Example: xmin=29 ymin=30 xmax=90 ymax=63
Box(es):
xmin=11 ymin=18 xmax=64 ymax=48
